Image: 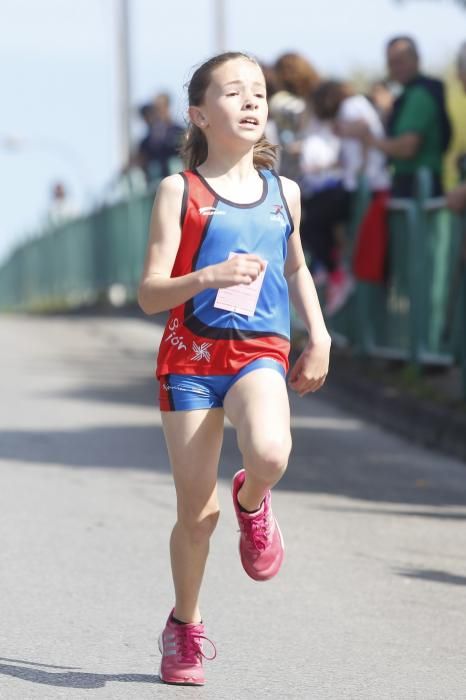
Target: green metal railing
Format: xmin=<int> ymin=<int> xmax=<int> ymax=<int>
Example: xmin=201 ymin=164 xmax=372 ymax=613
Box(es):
xmin=318 ymin=180 xmax=464 ymax=398
xmin=0 ymin=178 xmax=465 ymax=398
xmin=0 ymin=190 xmax=154 ymax=311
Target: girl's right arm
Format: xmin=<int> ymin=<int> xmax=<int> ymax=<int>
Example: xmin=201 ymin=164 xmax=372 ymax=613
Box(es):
xmin=138 ymin=175 xmax=265 ymax=315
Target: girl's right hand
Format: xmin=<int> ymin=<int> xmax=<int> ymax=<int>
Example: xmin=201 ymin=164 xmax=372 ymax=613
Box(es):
xmin=204 ymin=254 xmax=266 ymax=289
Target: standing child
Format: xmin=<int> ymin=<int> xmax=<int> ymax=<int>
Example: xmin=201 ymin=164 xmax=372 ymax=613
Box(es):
xmin=138 ymin=52 xmax=331 ymax=687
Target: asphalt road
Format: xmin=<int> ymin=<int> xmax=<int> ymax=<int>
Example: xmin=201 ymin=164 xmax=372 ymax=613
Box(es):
xmin=1 ymin=314 xmax=465 ymax=700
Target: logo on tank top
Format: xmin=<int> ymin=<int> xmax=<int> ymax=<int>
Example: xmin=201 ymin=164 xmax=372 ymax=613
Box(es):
xmin=270 ymin=204 xmax=287 ymax=227
xmin=199 ymin=206 xmax=226 ymax=216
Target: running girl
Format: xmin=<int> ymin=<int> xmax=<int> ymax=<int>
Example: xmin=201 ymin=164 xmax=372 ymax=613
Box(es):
xmin=138 ymin=51 xmax=331 ymax=686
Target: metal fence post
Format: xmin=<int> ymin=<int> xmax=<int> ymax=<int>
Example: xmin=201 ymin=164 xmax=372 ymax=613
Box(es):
xmin=463 ymin=265 xmax=466 ymax=401
xmin=408 ymin=169 xmax=432 ymax=368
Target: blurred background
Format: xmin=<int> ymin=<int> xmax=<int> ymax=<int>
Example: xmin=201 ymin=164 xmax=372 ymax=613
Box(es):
xmin=1 ymin=0 xmax=466 ymax=429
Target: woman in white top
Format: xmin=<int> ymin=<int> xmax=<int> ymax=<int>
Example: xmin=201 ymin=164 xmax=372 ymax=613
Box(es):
xmin=297 ymin=100 xmax=351 ymax=315
xmin=312 ymin=81 xmax=392 ymax=288
xmin=312 ymin=80 xmax=391 ymax=193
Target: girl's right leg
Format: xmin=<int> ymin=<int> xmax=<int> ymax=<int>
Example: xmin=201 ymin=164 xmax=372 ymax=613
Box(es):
xmin=161 ymin=407 xmax=224 ymax=624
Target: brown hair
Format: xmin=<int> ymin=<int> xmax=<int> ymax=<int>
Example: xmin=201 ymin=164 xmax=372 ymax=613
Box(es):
xmin=181 ymin=51 xmax=278 ymax=170
xmin=274 ymin=52 xmax=320 ymax=98
xmin=312 ymin=81 xmax=347 ymax=120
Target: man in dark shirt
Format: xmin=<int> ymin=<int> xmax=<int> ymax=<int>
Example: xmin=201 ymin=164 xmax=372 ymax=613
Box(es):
xmin=138 ymin=93 xmax=185 ymax=183
xmin=383 ymin=36 xmax=450 ymax=197
xmin=338 ymin=37 xmax=450 ymax=197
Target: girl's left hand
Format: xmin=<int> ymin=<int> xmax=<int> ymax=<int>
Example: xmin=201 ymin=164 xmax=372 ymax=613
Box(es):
xmin=288 ymin=337 xmax=331 ymax=397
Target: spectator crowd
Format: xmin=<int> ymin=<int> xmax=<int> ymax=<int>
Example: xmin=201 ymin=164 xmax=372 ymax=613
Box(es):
xmin=124 ymin=36 xmax=466 ymax=317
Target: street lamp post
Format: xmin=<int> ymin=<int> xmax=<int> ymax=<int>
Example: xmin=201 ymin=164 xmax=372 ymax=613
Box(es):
xmin=116 ymin=0 xmax=132 ymax=170
xmin=214 ymin=0 xmax=226 ymax=53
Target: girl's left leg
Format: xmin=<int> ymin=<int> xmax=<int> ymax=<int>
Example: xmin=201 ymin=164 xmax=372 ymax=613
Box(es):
xmin=223 ymin=367 xmax=292 ymax=512
xmin=223 ymin=367 xmax=291 ymax=580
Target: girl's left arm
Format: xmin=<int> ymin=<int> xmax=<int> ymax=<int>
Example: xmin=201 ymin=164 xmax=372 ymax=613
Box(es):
xmin=282 ymin=176 xmax=332 ymax=396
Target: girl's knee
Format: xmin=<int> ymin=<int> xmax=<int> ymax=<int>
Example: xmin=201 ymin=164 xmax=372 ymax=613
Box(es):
xmin=242 ymin=434 xmax=292 ymax=481
xmin=177 ymin=505 xmax=220 ymax=543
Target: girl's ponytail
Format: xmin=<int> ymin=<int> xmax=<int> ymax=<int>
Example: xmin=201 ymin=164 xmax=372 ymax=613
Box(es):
xmin=181 ymin=124 xmax=208 ymax=170
xmin=253 ymin=137 xmax=279 ymax=170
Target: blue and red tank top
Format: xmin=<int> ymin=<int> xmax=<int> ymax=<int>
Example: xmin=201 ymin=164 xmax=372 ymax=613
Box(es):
xmin=156 ymin=168 xmax=294 ymax=378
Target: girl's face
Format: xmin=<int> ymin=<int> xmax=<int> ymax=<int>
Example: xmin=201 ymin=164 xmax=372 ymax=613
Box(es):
xmin=192 ymin=58 xmax=268 ymax=146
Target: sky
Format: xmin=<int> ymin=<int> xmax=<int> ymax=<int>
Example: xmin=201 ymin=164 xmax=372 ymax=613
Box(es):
xmin=1 ymin=0 xmax=466 ymax=263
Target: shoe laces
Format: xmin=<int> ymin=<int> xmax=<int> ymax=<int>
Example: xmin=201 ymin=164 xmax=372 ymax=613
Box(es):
xmin=174 ymin=625 xmax=217 ymax=664
xmin=239 ymin=509 xmax=273 ymax=551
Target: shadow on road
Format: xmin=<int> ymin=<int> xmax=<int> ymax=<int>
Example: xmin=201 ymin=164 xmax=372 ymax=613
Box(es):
xmin=312 ymin=505 xmax=466 ymax=520
xmin=0 ymin=661 xmax=161 ymax=689
xmin=394 ymin=568 xmax=466 ymax=587
xmin=1 ymin=414 xmax=466 ymax=508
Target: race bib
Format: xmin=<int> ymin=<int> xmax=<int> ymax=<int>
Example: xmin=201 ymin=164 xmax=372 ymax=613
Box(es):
xmin=214 ymin=252 xmax=267 ymax=317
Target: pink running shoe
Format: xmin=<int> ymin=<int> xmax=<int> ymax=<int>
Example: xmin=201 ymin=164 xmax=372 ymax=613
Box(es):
xmin=232 ymin=468 xmax=285 ymax=581
xmin=158 ymin=610 xmax=216 ymax=686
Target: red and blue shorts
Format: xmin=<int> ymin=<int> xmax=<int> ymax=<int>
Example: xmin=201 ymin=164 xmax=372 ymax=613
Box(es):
xmin=159 ymin=358 xmax=285 ymax=412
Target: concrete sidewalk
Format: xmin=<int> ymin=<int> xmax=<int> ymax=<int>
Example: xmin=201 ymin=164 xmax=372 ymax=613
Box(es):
xmin=0 ymin=315 xmax=465 ymax=699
